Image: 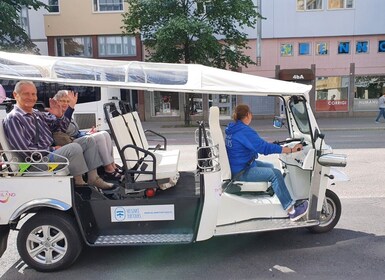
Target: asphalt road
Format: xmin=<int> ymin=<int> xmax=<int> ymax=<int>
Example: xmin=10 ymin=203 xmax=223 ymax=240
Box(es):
xmin=1 ymin=129 xmax=385 ymax=279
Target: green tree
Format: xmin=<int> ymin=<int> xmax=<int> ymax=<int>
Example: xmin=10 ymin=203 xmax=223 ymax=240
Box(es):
xmin=122 ymin=0 xmax=261 ymax=70
xmin=122 ymin=0 xmax=262 ymax=124
xmin=0 ymin=0 xmax=47 ymax=54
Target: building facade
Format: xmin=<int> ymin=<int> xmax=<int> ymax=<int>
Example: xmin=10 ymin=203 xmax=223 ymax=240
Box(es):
xmin=241 ymin=0 xmax=385 ymax=118
xmin=21 ymin=0 xmax=385 ymax=120
xmin=43 ymin=0 xmax=144 ymax=118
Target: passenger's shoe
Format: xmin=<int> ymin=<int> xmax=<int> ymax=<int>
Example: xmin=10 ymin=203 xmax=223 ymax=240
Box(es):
xmin=88 ymin=176 xmax=115 ymax=190
xmin=103 ymin=171 xmax=122 ymax=181
xmin=289 ymin=200 xmax=309 ymax=221
xmin=375 ymin=121 xmax=379 ymax=123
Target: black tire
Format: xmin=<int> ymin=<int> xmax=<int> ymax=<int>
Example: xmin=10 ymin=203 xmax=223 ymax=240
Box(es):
xmin=307 ymin=189 xmax=341 ymax=234
xmin=17 ymin=210 xmax=83 ymax=272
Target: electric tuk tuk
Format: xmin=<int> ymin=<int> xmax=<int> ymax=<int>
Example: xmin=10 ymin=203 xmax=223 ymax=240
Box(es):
xmin=0 ymin=51 xmax=347 ymax=272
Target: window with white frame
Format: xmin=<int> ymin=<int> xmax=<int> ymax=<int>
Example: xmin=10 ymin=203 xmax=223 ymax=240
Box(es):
xmin=297 ymin=0 xmax=323 ymax=11
xmin=328 ymin=0 xmax=354 ymax=9
xmin=338 ymin=41 xmax=350 ymax=54
xmin=48 ymin=0 xmax=59 ymax=13
xmin=56 ymin=37 xmax=93 ymax=57
xmin=93 ymin=0 xmax=123 ymax=12
xmin=298 ymin=42 xmax=311 ymax=55
xmin=356 ymin=41 xmax=369 ymax=54
xmin=316 ymin=42 xmax=328 ymax=55
xmin=280 ymin=43 xmax=294 ymax=56
xmin=98 ymin=36 xmax=136 ymax=57
xmin=19 ymin=7 xmax=30 ymax=36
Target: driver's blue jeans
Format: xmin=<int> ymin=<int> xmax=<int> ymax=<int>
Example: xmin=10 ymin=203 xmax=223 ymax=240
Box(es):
xmin=238 ymin=160 xmax=294 ymax=211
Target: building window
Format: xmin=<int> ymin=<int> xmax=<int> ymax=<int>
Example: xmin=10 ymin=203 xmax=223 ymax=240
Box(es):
xmin=338 ymin=41 xmax=350 ymax=54
xmin=354 ymin=75 xmax=385 ymax=111
xmin=356 ymin=41 xmax=369 ymax=54
xmin=280 ymin=44 xmax=293 ymax=56
xmin=93 ymin=0 xmax=123 ymax=12
xmin=379 ymin=40 xmax=385 ymax=53
xmin=298 ymin=42 xmax=311 ymax=55
xmin=48 ymin=0 xmax=60 ymax=13
xmin=328 ymin=0 xmax=354 ymax=9
xmin=297 ymin=0 xmax=323 ymax=11
xmin=56 ymin=37 xmax=93 ymax=57
xmin=315 ymin=76 xmax=349 ymax=112
xmin=316 ymin=42 xmax=328 ymax=55
xmin=98 ymin=36 xmax=136 ymax=57
xmin=19 ymin=7 xmax=30 ymax=36
xmin=151 ymin=91 xmax=180 ymax=117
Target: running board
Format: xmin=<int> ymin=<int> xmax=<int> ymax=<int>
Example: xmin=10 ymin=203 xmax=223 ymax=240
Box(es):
xmin=94 ymin=233 xmax=194 ymax=245
xmin=214 ymin=218 xmax=319 ymax=236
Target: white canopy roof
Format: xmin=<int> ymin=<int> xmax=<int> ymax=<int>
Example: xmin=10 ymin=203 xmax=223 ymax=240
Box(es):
xmin=0 ymin=51 xmax=311 ymax=97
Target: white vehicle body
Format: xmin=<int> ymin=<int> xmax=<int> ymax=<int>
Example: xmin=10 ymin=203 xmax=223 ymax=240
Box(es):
xmin=0 ymin=51 xmax=347 ymax=272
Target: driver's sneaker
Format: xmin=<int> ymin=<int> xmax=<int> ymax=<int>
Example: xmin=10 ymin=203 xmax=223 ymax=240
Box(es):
xmin=289 ymin=200 xmax=309 ymax=221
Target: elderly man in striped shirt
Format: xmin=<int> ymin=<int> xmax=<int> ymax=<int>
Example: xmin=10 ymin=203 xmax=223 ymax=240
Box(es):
xmin=3 ymin=80 xmax=115 ymax=190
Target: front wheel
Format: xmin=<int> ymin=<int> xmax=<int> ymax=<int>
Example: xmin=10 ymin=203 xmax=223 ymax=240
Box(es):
xmin=17 ymin=210 xmax=83 ymax=272
xmin=307 ymin=189 xmax=341 ymax=234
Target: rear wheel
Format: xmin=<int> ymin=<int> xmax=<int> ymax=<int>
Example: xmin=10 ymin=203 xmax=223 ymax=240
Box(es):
xmin=307 ymin=189 xmax=341 ymax=234
xmin=17 ymin=210 xmax=82 ymax=272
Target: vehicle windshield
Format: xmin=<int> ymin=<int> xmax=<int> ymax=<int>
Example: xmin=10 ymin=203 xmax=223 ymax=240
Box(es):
xmin=289 ymin=96 xmax=311 ymax=134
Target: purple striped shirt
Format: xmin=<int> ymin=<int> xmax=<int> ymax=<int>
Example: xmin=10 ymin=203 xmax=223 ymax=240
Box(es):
xmin=3 ymin=105 xmax=74 ymax=152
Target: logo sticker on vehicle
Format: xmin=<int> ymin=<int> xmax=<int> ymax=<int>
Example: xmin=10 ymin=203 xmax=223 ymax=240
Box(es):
xmin=111 ymin=205 xmax=175 ymax=222
xmin=0 ymin=191 xmax=16 ymax=203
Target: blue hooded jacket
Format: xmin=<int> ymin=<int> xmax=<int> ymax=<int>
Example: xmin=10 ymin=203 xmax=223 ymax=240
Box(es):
xmin=225 ymin=120 xmax=282 ymax=175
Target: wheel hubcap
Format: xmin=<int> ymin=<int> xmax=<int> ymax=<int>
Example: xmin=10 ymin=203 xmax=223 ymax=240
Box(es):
xmin=320 ymin=197 xmax=336 ymax=227
xmin=26 ymin=225 xmax=68 ymax=264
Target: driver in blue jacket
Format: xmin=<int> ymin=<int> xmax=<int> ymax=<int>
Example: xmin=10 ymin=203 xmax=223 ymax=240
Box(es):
xmin=225 ymin=104 xmax=308 ymax=221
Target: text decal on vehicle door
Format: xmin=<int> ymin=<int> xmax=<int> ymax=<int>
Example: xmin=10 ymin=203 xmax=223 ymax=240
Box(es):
xmin=111 ymin=205 xmax=175 ymax=222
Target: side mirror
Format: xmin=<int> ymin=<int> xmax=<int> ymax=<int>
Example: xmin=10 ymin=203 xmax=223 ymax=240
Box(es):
xmin=314 ymin=128 xmax=325 ymax=141
xmin=273 ymin=116 xmax=284 ymax=128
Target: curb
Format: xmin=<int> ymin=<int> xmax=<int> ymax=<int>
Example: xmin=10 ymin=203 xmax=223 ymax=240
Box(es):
xmin=144 ymin=125 xmax=385 ymax=135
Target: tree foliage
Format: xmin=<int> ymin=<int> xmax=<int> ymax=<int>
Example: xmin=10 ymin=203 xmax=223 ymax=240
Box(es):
xmin=0 ymin=0 xmax=47 ymax=54
xmin=122 ymin=0 xmax=261 ymax=70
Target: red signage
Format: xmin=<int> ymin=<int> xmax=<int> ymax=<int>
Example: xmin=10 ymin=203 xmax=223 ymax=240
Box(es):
xmin=316 ymin=99 xmax=348 ymax=112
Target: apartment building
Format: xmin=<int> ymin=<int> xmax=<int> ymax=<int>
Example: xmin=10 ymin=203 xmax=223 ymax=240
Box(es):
xmin=43 ymin=0 xmax=143 ymax=119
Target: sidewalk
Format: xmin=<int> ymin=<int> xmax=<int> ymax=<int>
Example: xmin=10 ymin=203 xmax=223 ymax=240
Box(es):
xmin=142 ymin=116 xmax=385 ymax=135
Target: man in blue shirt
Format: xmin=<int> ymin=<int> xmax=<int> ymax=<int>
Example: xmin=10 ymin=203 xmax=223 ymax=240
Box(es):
xmin=3 ymin=80 xmax=115 ymax=190
xmin=225 ymin=104 xmax=308 ymax=221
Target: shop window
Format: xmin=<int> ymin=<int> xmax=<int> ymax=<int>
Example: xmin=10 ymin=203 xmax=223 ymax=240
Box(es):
xmin=297 ymin=0 xmax=323 ymax=11
xmin=378 ymin=40 xmax=385 ymax=53
xmin=354 ymin=75 xmax=385 ymax=111
xmin=55 ymin=37 xmax=93 ymax=57
xmin=299 ymin=43 xmax=311 ymax=55
xmin=98 ymin=36 xmax=136 ymax=57
xmin=316 ymin=42 xmax=328 ymax=55
xmin=328 ymin=0 xmax=354 ymax=9
xmin=315 ymin=76 xmax=349 ymax=112
xmin=280 ymin=44 xmax=294 ymax=57
xmin=48 ymin=0 xmax=59 ymax=13
xmin=188 ymin=94 xmax=203 ymax=116
xmin=93 ymin=0 xmax=123 ymax=12
xmin=356 ymin=41 xmax=369 ymax=54
xmin=338 ymin=41 xmax=350 ymax=54
xmin=152 ymin=91 xmax=180 ymax=117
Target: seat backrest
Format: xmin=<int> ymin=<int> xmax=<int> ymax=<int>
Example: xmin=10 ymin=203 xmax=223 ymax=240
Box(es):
xmin=0 ymin=119 xmax=20 ymax=172
xmin=109 ymin=115 xmax=139 ymax=169
xmin=208 ymin=106 xmax=231 ymax=181
xmin=131 ymin=111 xmax=149 ymax=150
xmin=122 ymin=113 xmax=146 ymax=158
